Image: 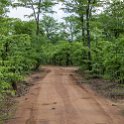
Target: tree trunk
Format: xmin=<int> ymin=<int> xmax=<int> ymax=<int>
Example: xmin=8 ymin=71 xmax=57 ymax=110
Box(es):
xmin=36 ymin=0 xmax=42 ymax=35
xmin=36 ymin=20 xmax=40 ymax=35
xmin=86 ymin=0 xmax=92 ymax=70
xmin=32 ymin=0 xmax=41 ymax=35
xmin=81 ymin=14 xmax=85 ymax=43
xmin=12 ymin=82 xmax=17 ymax=92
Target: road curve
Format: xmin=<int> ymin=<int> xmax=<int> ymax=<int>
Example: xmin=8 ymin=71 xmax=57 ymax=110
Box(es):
xmin=6 ymin=66 xmax=124 ymax=124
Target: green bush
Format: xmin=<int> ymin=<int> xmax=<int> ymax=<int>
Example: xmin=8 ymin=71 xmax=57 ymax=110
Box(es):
xmin=42 ymin=41 xmax=88 ymax=66
xmin=91 ymin=37 xmax=124 ymax=83
xmin=0 ymin=34 xmax=44 ymax=94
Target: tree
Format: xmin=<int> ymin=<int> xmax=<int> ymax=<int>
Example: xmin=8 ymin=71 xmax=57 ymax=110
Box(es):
xmin=86 ymin=0 xmax=92 ymax=70
xmin=0 ymin=0 xmax=12 ymax=36
xmin=14 ymin=0 xmax=56 ymax=35
xmin=57 ymin=22 xmax=69 ymax=41
xmin=61 ymin=0 xmax=91 ymax=69
xmin=13 ymin=19 xmax=36 ymax=35
xmin=0 ymin=0 xmax=10 ymax=16
xmin=60 ymin=0 xmax=86 ymax=42
xmin=102 ymin=0 xmax=124 ymax=39
xmin=40 ymin=15 xmax=60 ymax=41
xmin=63 ymin=15 xmax=81 ymax=42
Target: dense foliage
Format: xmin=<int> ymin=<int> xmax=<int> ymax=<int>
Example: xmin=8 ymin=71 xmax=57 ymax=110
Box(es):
xmin=0 ymin=0 xmax=124 ymax=94
xmin=91 ymin=37 xmax=124 ymax=83
xmin=42 ymin=41 xmax=88 ymax=66
xmin=0 ymin=34 xmax=44 ymax=93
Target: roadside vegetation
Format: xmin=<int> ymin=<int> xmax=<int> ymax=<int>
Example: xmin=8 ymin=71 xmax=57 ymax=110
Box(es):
xmin=0 ymin=0 xmax=124 ymax=123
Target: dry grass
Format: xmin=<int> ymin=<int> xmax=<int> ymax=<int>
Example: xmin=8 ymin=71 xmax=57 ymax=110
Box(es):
xmin=77 ymin=70 xmax=124 ymax=100
xmin=0 ymin=95 xmax=16 ymax=124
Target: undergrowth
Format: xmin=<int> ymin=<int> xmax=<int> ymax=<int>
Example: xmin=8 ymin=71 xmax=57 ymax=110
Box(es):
xmin=78 ymin=69 xmax=124 ymax=100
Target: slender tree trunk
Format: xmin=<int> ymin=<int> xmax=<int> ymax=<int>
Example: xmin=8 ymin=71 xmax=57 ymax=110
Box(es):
xmin=81 ymin=14 xmax=85 ymax=43
xmin=86 ymin=0 xmax=92 ymax=70
xmin=31 ymin=0 xmax=41 ymax=35
xmin=12 ymin=82 xmax=17 ymax=91
xmin=36 ymin=20 xmax=40 ymax=35
xmin=36 ymin=0 xmax=42 ymax=35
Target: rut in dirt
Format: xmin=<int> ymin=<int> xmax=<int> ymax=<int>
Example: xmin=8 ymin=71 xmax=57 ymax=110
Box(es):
xmin=6 ymin=66 xmax=124 ymax=124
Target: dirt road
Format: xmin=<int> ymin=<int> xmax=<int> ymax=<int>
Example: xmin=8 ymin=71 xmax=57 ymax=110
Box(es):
xmin=7 ymin=66 xmax=124 ymax=124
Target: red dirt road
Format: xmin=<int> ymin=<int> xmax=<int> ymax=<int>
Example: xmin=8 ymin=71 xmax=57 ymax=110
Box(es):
xmin=6 ymin=66 xmax=124 ymax=124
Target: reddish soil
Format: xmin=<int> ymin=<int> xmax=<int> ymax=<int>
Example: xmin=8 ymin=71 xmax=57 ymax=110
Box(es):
xmin=6 ymin=66 xmax=124 ymax=124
